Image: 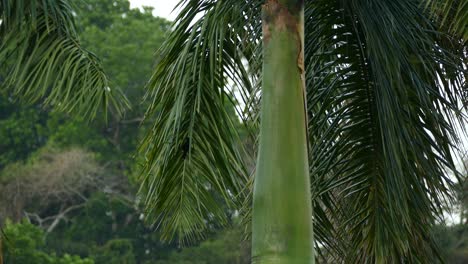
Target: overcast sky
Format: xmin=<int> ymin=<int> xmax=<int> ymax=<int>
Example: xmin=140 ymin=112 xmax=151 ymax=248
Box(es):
xmin=129 ymin=0 xmax=179 ymax=20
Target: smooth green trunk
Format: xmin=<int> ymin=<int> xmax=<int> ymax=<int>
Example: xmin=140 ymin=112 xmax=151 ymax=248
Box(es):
xmin=252 ymin=0 xmax=314 ymax=264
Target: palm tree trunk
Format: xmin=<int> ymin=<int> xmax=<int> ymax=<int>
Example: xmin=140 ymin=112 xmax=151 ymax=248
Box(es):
xmin=252 ymin=1 xmax=314 ymax=263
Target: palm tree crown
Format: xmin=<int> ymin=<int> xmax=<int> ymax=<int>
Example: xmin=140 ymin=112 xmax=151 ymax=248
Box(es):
xmin=1 ymin=0 xmax=467 ymax=262
xmin=138 ymin=0 xmax=467 ymax=262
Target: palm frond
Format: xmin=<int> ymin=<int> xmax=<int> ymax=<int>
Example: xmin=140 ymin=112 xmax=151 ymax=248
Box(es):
xmin=306 ymin=0 xmax=466 ymax=262
xmin=0 ymin=0 xmax=128 ymax=118
xmin=138 ymin=0 xmax=261 ymax=243
xmin=426 ymin=0 xmax=468 ymax=41
xmin=138 ymin=0 xmax=467 ymax=259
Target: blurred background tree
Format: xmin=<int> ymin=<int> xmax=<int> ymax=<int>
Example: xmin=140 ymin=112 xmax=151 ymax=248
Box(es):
xmin=0 ymin=0 xmax=249 ymax=263
xmin=432 ymin=159 xmax=468 ymax=264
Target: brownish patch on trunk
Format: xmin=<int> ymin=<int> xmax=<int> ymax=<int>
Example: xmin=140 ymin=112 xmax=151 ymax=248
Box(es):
xmin=262 ymin=0 xmax=304 ymax=74
xmin=262 ymin=0 xmax=299 ymax=44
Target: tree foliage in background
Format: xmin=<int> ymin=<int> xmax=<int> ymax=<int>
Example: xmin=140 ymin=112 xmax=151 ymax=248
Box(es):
xmin=433 ymin=162 xmax=468 ymax=264
xmin=75 ymin=0 xmax=171 ymax=159
xmin=0 ymin=1 xmax=251 ymax=263
xmin=155 ymin=229 xmax=250 ymax=264
xmin=0 ymin=146 xmax=102 ymax=225
xmin=0 ymin=97 xmax=49 ymax=168
xmin=2 ymin=219 xmax=93 ymax=264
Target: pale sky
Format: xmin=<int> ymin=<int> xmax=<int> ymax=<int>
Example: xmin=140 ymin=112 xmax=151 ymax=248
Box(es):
xmin=129 ymin=0 xmax=179 ymax=20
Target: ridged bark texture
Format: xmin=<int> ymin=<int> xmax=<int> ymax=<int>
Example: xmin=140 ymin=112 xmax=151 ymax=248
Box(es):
xmin=252 ymin=0 xmax=313 ymax=263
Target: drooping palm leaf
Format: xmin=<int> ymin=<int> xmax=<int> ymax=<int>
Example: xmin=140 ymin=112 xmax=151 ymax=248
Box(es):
xmin=306 ymin=0 xmax=466 ymax=262
xmin=138 ymin=0 xmax=261 ymax=243
xmin=139 ymin=0 xmax=467 ymax=261
xmin=426 ymin=0 xmax=468 ymax=41
xmin=0 ymin=0 xmax=128 ymax=118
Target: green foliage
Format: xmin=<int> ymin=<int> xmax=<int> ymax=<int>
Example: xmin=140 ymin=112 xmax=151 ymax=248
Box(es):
xmin=0 ymin=94 xmax=111 ymax=168
xmin=55 ymin=193 xmax=134 ymax=245
xmin=2 ymin=219 xmax=94 ymax=264
xmin=0 ymin=0 xmax=129 ymax=119
xmin=305 ymin=0 xmax=466 ymax=261
xmin=432 ymin=170 xmax=468 ymax=263
xmin=45 ymin=192 xmax=173 ymax=263
xmin=0 ymin=97 xmax=49 ymax=168
xmin=92 ymin=239 xmax=136 ymax=264
xmin=74 ymin=0 xmax=171 ymax=163
xmin=46 ymin=115 xmax=111 ymax=159
xmin=77 ymin=0 xmax=170 ymax=108
xmin=0 ymin=0 xmax=250 ymax=263
xmin=4 ymin=218 xmax=250 ymax=264
xmin=140 ymin=0 xmax=467 ymax=261
xmin=155 ymin=229 xmax=250 ymax=264
xmin=138 ymin=0 xmax=254 ymax=242
xmin=433 ymin=223 xmax=468 ymax=264
xmin=1 ymin=0 xmax=464 ymax=262
xmin=425 ymin=0 xmax=468 ymax=40
xmin=0 ymin=0 xmax=171 ymax=168
xmin=0 ymin=1 xmax=177 ymax=263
